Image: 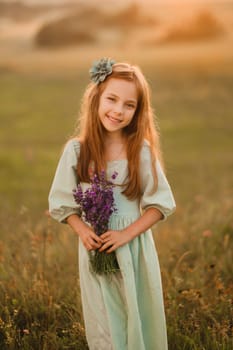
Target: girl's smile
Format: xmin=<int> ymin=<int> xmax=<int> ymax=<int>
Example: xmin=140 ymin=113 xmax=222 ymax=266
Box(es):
xmin=98 ymin=78 xmax=138 ymax=136
xmin=106 ymin=114 xmax=123 ymax=124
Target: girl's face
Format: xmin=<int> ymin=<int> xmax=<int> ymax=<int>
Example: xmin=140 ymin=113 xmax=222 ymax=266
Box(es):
xmin=98 ymin=78 xmax=138 ymax=138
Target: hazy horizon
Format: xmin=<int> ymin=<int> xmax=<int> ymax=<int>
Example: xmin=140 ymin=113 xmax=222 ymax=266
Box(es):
xmin=2 ymin=0 xmax=233 ymax=4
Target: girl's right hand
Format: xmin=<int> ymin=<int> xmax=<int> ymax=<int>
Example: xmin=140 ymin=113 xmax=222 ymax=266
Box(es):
xmin=66 ymin=214 xmax=103 ymax=251
xmin=79 ymin=228 xmax=103 ymax=251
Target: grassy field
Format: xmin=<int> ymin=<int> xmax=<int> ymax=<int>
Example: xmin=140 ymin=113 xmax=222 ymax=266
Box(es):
xmin=0 ymin=50 xmax=233 ymax=349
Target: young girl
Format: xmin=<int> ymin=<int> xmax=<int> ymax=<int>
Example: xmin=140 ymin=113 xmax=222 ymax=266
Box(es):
xmin=49 ymin=58 xmax=176 ymax=350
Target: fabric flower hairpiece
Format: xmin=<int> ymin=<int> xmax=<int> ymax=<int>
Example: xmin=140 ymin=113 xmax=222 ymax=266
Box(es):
xmin=89 ymin=58 xmax=115 ymax=84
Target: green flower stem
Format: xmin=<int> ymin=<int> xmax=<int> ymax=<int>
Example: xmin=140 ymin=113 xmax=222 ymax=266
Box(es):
xmin=88 ymin=250 xmax=120 ymax=276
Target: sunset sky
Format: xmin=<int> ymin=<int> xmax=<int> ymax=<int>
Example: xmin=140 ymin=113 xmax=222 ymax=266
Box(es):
xmin=4 ymin=0 xmax=233 ymax=4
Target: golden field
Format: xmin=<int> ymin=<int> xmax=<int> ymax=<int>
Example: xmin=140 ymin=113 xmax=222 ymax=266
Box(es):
xmin=0 ymin=1 xmax=232 ymax=349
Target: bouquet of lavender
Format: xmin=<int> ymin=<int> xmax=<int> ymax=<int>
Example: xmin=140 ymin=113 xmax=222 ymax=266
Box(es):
xmin=73 ymin=170 xmax=120 ymax=275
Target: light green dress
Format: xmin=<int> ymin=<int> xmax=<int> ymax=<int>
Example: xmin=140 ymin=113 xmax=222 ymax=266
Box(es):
xmin=49 ymin=139 xmax=176 ymax=350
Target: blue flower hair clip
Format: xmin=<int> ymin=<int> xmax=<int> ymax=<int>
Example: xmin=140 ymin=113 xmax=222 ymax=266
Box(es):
xmin=89 ymin=58 xmax=115 ymax=84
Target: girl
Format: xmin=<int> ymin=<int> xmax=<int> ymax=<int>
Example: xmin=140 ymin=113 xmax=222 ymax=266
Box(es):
xmin=49 ymin=58 xmax=176 ymax=350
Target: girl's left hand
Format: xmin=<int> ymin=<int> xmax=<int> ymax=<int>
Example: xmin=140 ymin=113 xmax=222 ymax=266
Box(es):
xmin=99 ymin=230 xmax=131 ymax=253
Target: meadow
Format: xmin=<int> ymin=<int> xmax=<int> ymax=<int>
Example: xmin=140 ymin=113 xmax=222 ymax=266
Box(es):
xmin=0 ymin=50 xmax=232 ymax=349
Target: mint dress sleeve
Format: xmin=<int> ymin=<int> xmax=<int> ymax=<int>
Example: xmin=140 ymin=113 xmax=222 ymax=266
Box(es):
xmin=48 ymin=139 xmax=81 ymax=223
xmin=140 ymin=145 xmax=176 ymax=221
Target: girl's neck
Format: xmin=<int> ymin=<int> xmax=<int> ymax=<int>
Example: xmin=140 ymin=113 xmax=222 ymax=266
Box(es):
xmin=104 ymin=131 xmax=125 ymax=146
xmin=103 ymin=133 xmax=127 ymax=162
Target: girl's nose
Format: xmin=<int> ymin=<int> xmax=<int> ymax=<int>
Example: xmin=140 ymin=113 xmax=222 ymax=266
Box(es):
xmin=113 ymin=103 xmax=123 ymax=115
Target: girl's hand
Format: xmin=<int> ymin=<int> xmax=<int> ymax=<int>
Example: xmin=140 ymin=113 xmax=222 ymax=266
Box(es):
xmin=79 ymin=228 xmax=103 ymax=251
xmin=99 ymin=230 xmax=132 ymax=253
xmin=66 ymin=214 xmax=103 ymax=252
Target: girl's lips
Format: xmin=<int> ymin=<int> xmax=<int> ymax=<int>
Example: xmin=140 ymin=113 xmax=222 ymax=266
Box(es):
xmin=106 ymin=115 xmax=122 ymax=123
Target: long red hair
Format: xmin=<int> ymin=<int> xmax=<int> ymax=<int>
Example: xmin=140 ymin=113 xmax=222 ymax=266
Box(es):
xmin=73 ymin=62 xmax=163 ymax=200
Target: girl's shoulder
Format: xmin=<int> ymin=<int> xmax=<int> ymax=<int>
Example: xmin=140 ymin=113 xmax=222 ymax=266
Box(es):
xmin=63 ymin=137 xmax=81 ymax=156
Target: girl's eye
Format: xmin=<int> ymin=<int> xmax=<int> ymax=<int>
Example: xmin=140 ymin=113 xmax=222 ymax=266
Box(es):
xmin=107 ymin=97 xmax=115 ymax=101
xmin=126 ymin=104 xmax=135 ymax=109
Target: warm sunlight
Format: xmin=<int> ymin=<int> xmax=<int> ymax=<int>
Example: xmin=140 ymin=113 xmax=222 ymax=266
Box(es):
xmin=1 ymin=0 xmax=232 ymax=348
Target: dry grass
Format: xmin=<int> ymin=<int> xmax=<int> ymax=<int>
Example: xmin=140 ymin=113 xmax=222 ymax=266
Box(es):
xmin=0 ymin=201 xmax=232 ymax=349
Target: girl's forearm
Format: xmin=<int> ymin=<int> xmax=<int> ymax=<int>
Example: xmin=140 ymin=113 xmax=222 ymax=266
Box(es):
xmin=123 ymin=207 xmax=163 ymax=240
xmin=99 ymin=208 xmax=163 ymax=253
xmin=67 ymin=214 xmax=90 ymax=236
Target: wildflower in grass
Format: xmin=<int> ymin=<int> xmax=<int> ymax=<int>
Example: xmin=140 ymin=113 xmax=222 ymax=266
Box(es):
xmin=202 ymin=229 xmax=212 ymax=238
xmin=73 ymin=170 xmax=119 ymax=275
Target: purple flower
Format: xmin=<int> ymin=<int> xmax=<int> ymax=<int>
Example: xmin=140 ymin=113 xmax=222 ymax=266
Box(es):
xmin=73 ymin=170 xmax=118 ymax=236
xmin=111 ymin=171 xmax=118 ymax=180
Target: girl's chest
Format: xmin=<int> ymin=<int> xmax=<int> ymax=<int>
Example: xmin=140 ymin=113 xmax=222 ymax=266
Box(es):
xmin=106 ymin=160 xmax=128 ymax=185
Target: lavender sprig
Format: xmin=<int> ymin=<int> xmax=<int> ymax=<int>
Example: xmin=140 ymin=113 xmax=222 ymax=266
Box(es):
xmin=73 ymin=170 xmax=120 ymax=275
